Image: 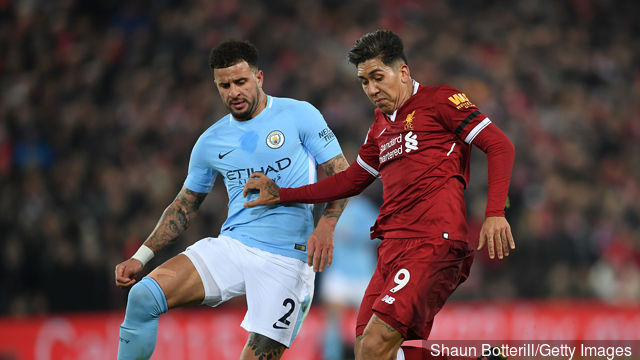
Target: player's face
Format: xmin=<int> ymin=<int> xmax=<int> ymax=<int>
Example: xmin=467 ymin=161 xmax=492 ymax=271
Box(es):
xmin=357 ymin=57 xmax=411 ymax=114
xmin=214 ymin=61 xmax=265 ymax=121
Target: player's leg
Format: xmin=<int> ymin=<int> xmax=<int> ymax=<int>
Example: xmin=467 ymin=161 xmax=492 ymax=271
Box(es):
xmin=118 ymin=253 xmax=213 ymax=359
xmin=239 ymin=332 xmax=287 ymax=360
xmin=357 ymin=314 xmax=405 ymax=359
xmin=238 ymin=240 xmax=315 ymax=360
xmin=148 ymin=254 xmax=209 ymax=308
xmin=357 ymin=238 xmax=474 ymax=360
xmin=354 ymin=258 xmax=388 ymax=358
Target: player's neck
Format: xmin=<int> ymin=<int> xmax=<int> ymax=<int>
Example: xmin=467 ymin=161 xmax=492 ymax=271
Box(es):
xmin=248 ymin=91 xmax=268 ymax=120
xmin=386 ymin=79 xmax=415 ymax=115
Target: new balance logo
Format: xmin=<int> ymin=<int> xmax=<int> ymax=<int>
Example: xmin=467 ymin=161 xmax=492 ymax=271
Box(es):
xmin=404 ymin=131 xmax=418 ymax=152
xmin=381 ymin=295 xmax=395 ymax=304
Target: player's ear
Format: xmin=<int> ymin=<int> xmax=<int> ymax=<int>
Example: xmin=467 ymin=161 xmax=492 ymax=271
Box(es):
xmin=255 ymin=69 xmax=264 ymax=88
xmin=399 ymin=63 xmax=411 ymax=83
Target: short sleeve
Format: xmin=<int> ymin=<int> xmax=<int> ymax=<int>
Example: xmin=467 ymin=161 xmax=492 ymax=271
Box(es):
xmin=298 ymin=102 xmax=343 ymax=164
xmin=356 ymin=126 xmax=380 ymax=177
xmin=183 ymin=138 xmax=217 ymax=193
xmin=436 ymin=85 xmax=492 ymax=144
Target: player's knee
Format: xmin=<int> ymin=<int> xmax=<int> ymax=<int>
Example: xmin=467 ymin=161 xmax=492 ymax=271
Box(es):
xmin=242 ymin=333 xmax=286 ymax=360
xmin=357 ymin=332 xmax=392 ymax=359
xmin=125 ymin=277 xmax=168 ymax=320
xmin=358 ymin=324 xmax=403 ymax=359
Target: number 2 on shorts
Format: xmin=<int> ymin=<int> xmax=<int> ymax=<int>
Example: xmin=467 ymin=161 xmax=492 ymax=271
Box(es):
xmin=278 ymin=298 xmax=296 ymax=325
xmin=389 ymin=268 xmax=410 ymax=293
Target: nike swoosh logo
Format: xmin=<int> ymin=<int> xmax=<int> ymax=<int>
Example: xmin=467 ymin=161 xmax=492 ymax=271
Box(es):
xmin=218 ymin=149 xmax=234 ymax=159
xmin=378 ymin=128 xmax=387 ymax=137
xmin=272 ymin=322 xmax=288 ymax=330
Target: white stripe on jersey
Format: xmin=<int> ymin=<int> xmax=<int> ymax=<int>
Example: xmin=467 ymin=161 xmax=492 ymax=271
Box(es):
xmin=465 ymin=117 xmax=492 ymax=144
xmin=357 ymin=155 xmax=380 ymax=177
xmin=306 ymin=151 xmax=316 ymax=210
xmin=307 ymin=151 xmax=316 ymax=185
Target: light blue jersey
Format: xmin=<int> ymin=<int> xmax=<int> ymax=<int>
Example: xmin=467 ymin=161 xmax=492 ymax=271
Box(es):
xmin=184 ymin=96 xmax=342 ymax=262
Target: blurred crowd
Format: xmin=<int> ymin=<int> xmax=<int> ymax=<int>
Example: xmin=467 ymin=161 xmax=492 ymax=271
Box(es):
xmin=1 ymin=0 xmax=639 ymax=316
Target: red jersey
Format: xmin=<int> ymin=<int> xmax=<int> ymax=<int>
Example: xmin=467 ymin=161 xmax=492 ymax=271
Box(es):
xmin=356 ymin=83 xmax=490 ymax=241
xmin=280 ymin=82 xmax=514 ymax=243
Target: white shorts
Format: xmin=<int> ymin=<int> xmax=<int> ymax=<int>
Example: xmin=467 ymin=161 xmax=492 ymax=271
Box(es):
xmin=183 ymin=235 xmax=315 ymax=347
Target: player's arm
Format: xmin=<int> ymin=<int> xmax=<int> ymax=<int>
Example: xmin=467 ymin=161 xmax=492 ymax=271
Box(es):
xmin=114 ymin=186 xmax=207 ymax=288
xmin=306 ymin=153 xmax=350 ymax=272
xmin=144 ymin=186 xmax=207 ymax=252
xmin=472 ymin=123 xmax=516 ymax=260
xmin=242 ymin=160 xmax=375 ymax=207
xmin=437 ymin=86 xmax=516 ymax=260
xmin=317 ymin=153 xmax=350 ymax=219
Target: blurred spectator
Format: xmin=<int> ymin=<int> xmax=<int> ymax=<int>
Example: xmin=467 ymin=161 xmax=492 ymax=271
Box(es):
xmin=1 ymin=0 xmax=639 ymax=315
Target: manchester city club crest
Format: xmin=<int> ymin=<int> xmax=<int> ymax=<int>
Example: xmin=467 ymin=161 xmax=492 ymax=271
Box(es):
xmin=266 ymin=130 xmax=285 ymax=149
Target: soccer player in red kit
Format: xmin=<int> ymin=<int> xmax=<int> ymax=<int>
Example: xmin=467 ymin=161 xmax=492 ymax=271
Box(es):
xmin=243 ymin=30 xmax=514 ymax=360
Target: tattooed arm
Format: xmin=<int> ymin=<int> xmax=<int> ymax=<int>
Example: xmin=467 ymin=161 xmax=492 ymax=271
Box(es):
xmin=143 ymin=186 xmax=207 ymax=253
xmin=115 ymin=187 xmax=207 ymax=288
xmin=318 ymin=154 xmax=350 ymax=220
xmin=306 ymin=153 xmax=350 ymax=272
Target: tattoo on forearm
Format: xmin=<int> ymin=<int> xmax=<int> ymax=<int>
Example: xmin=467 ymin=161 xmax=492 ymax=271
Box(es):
xmin=323 ymin=198 xmax=348 ymax=218
xmin=177 ymin=208 xmax=188 ymax=227
xmin=168 ymin=219 xmax=181 ymax=234
xmin=145 ymin=187 xmax=207 ymax=253
xmin=322 ymin=154 xmax=349 ymax=175
xmin=320 ymin=154 xmax=350 ymax=219
xmin=247 ymin=333 xmax=286 ymax=359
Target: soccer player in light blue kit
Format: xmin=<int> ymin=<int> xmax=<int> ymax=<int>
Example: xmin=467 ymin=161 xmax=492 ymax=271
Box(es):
xmin=114 ymin=40 xmax=349 ymax=360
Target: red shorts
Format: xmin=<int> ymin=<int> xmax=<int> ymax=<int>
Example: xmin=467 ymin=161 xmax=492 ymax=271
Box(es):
xmin=355 ymin=237 xmax=474 ymax=340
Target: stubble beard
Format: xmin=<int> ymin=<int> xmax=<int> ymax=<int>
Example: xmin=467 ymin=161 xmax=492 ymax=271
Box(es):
xmin=229 ymin=88 xmax=262 ymax=121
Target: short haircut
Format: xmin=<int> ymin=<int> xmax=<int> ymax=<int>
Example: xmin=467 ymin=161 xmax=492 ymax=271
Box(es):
xmin=347 ymin=29 xmax=408 ymax=67
xmin=209 ymin=40 xmax=258 ymax=70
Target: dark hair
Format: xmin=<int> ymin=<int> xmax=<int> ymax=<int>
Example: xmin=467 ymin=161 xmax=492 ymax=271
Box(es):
xmin=209 ymin=40 xmax=259 ymax=70
xmin=348 ymin=29 xmax=408 ymax=67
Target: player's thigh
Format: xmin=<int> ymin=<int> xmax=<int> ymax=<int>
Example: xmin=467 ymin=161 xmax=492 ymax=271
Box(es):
xmin=239 ymin=332 xmax=286 ymax=360
xmin=183 ymin=236 xmax=248 ymax=307
xmin=372 ymin=239 xmax=472 ymax=339
xmin=243 ymin=247 xmax=315 ymax=348
xmin=148 ymin=254 xmax=204 ymax=309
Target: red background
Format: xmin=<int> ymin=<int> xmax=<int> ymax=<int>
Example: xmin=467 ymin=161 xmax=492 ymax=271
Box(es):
xmin=1 ymin=301 xmax=639 ymax=360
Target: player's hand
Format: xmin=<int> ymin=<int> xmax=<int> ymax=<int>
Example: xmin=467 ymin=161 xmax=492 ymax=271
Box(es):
xmin=243 ymin=172 xmax=281 ymax=207
xmin=477 ymin=216 xmax=515 ymax=260
xmin=115 ymin=258 xmax=144 ymax=288
xmin=306 ymin=217 xmax=336 ymax=272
